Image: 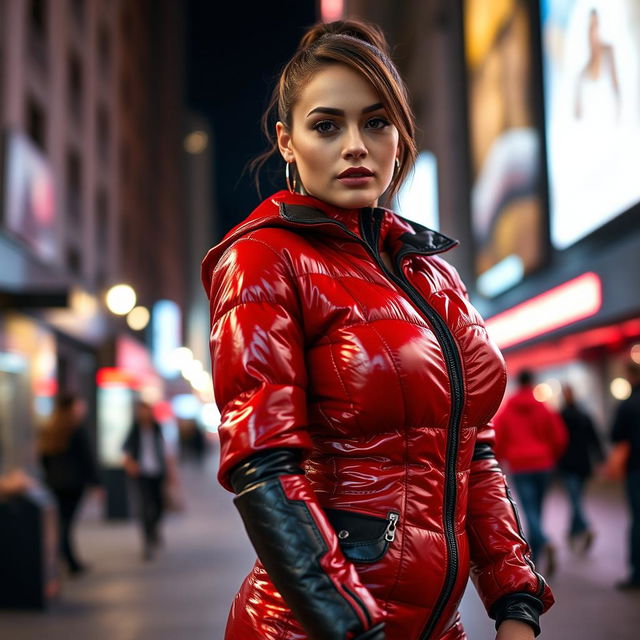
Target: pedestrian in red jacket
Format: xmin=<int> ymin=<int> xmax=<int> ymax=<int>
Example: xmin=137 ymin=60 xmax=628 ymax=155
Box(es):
xmin=202 ymin=19 xmax=554 ymax=640
xmin=494 ymin=370 xmax=568 ymax=574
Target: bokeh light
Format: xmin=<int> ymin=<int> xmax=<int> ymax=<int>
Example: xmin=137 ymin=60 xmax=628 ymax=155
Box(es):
xmin=105 ymin=284 xmax=137 ymax=315
xmin=611 ymin=377 xmax=632 ymax=401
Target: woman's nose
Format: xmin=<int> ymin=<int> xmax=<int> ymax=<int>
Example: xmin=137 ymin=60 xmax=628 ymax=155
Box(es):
xmin=342 ymin=127 xmax=367 ymax=160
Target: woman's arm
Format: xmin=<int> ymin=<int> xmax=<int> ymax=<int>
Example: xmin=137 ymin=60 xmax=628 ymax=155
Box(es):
xmin=206 ymin=232 xmax=384 ymax=640
xmin=496 ymin=619 xmax=535 ymax=640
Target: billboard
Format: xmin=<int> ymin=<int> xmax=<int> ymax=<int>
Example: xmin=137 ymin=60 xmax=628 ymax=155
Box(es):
xmin=465 ymin=0 xmax=545 ymax=297
xmin=541 ymin=0 xmax=640 ymax=248
xmin=2 ymin=131 xmax=57 ymax=263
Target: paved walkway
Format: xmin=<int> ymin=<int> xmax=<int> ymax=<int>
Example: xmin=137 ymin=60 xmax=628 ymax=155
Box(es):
xmin=1 ymin=456 xmax=639 ymax=639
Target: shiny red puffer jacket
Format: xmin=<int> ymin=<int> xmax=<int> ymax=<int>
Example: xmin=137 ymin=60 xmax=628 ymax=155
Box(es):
xmin=202 ymin=191 xmax=554 ymax=640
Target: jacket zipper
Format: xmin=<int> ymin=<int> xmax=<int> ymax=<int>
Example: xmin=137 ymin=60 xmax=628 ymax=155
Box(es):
xmin=279 ymin=205 xmax=464 ymax=638
xmin=384 ymin=512 xmax=400 ymax=542
xmin=360 ymin=210 xmax=464 ymax=640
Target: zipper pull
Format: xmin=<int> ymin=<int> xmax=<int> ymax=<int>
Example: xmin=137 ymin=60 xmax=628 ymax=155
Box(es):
xmin=384 ymin=513 xmax=399 ymax=542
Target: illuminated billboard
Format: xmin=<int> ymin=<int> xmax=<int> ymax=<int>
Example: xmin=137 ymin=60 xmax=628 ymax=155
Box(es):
xmin=465 ymin=0 xmax=545 ymax=297
xmin=2 ymin=130 xmax=57 ymax=262
xmin=395 ymin=151 xmax=439 ymax=231
xmin=541 ymin=0 xmax=640 ymax=248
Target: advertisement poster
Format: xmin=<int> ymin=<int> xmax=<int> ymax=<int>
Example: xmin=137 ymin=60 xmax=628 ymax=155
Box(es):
xmin=465 ymin=0 xmax=544 ymax=297
xmin=542 ymin=0 xmax=640 ymax=248
xmin=2 ymin=131 xmax=57 ymax=262
xmin=97 ymin=385 xmax=134 ymax=468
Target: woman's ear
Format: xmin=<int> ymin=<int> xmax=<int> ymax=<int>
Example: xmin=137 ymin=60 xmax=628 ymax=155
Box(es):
xmin=276 ymin=122 xmax=295 ymax=163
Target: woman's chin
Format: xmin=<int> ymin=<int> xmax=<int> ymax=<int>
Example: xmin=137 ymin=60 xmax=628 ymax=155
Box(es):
xmin=320 ymin=188 xmax=380 ymax=210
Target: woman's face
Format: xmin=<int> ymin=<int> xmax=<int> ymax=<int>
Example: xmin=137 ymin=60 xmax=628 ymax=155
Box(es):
xmin=276 ymin=64 xmax=400 ymax=209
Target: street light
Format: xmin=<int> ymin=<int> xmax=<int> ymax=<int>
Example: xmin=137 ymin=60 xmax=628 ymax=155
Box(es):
xmin=127 ymin=305 xmax=150 ymax=330
xmin=106 ymin=284 xmax=137 ymax=316
xmin=184 ymin=130 xmax=208 ymax=154
xmin=181 ymin=358 xmax=203 ymax=382
xmin=191 ymin=370 xmax=211 ymax=392
xmin=172 ymin=346 xmax=194 ymax=369
xmin=611 ymin=377 xmax=631 ymax=401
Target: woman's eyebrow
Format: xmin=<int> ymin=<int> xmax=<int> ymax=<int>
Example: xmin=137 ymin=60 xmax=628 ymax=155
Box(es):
xmin=306 ymin=102 xmax=384 ymax=117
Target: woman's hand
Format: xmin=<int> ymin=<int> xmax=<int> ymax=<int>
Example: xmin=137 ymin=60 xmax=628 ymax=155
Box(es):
xmin=496 ymin=619 xmax=535 ymax=640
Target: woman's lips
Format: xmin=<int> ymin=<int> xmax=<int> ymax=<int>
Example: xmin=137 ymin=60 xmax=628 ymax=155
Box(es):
xmin=337 ymin=175 xmax=374 ymax=187
xmin=336 ymin=168 xmax=375 ymax=188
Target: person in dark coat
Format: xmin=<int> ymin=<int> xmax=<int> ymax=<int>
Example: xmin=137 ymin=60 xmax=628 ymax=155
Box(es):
xmin=558 ymin=384 xmax=603 ymax=553
xmin=38 ymin=394 xmax=101 ymax=575
xmin=122 ymin=402 xmax=168 ymax=560
xmin=611 ymin=361 xmax=640 ymax=589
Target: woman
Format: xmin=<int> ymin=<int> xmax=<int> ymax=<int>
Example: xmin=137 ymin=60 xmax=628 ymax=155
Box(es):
xmin=39 ymin=394 xmax=100 ymax=575
xmin=202 ymin=20 xmax=554 ymax=640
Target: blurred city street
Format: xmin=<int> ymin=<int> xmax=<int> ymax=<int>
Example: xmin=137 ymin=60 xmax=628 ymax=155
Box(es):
xmin=2 ymin=0 xmax=640 ymax=639
xmin=1 ymin=457 xmax=639 ymax=640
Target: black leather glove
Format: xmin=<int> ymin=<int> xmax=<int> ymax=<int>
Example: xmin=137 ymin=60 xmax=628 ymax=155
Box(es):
xmin=230 ymin=448 xmax=384 ymax=640
xmin=491 ymin=592 xmax=543 ymax=637
xmin=354 ymin=622 xmax=385 ymax=639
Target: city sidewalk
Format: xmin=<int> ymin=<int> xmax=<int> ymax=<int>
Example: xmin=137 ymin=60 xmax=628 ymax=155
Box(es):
xmin=0 ymin=457 xmax=638 ymax=639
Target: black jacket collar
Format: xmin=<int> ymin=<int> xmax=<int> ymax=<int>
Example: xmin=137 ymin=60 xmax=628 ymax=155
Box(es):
xmin=279 ymin=202 xmax=457 ymax=256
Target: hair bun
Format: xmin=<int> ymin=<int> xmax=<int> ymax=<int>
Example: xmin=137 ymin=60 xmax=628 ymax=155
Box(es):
xmin=298 ymin=19 xmax=390 ymax=56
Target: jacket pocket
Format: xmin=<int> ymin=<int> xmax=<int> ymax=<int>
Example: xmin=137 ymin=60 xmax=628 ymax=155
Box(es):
xmin=324 ymin=508 xmax=399 ymax=563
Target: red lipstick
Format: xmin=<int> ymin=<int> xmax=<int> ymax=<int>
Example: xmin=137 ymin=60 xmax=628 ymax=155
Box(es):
xmin=337 ymin=166 xmax=374 ymax=187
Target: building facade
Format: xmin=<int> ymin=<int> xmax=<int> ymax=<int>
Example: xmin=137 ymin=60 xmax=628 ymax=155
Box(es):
xmin=0 ymin=0 xmax=187 ymax=476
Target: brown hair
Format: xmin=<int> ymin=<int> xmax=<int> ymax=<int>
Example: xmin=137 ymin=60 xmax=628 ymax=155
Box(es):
xmin=38 ymin=394 xmax=80 ymax=456
xmin=252 ymin=19 xmax=417 ymax=201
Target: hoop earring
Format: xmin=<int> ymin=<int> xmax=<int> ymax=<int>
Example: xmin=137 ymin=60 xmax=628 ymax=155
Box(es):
xmin=285 ymin=162 xmax=298 ymax=194
xmin=394 ymin=157 xmax=400 ymax=176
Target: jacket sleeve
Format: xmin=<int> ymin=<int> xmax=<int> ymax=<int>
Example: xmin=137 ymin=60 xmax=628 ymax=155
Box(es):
xmin=546 ymin=409 xmax=568 ymax=461
xmin=121 ymin=426 xmax=135 ymax=458
xmin=75 ymin=427 xmax=101 ymax=486
xmin=207 ymin=235 xmax=313 ymax=489
xmin=611 ymin=401 xmax=632 ymax=443
xmin=585 ymin=414 xmax=605 ymax=462
xmin=467 ymin=423 xmax=554 ymax=636
xmin=206 ymin=235 xmax=385 ymax=640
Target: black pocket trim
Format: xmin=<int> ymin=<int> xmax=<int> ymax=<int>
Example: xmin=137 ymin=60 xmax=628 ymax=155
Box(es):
xmin=324 ymin=508 xmax=399 ymax=564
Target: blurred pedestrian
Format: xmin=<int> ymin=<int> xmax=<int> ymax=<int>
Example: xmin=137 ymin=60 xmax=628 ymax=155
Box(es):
xmin=178 ymin=418 xmax=207 ymax=466
xmin=202 ymin=18 xmax=555 ymax=640
xmin=494 ymin=370 xmax=568 ymax=574
xmin=558 ymin=383 xmax=603 ymax=554
xmin=38 ymin=393 xmax=101 ymax=576
xmin=611 ymin=361 xmax=640 ymax=590
xmin=122 ymin=402 xmax=170 ymax=561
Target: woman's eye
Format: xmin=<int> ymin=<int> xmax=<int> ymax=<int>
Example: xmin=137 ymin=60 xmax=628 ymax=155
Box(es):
xmin=312 ymin=120 xmax=338 ymax=133
xmin=366 ymin=117 xmax=390 ymax=129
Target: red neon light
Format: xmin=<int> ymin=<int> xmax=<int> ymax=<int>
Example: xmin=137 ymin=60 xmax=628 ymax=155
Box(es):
xmin=96 ymin=367 xmax=139 ymax=389
xmin=485 ymin=272 xmax=602 ymax=350
xmin=502 ymin=317 xmax=640 ymax=373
